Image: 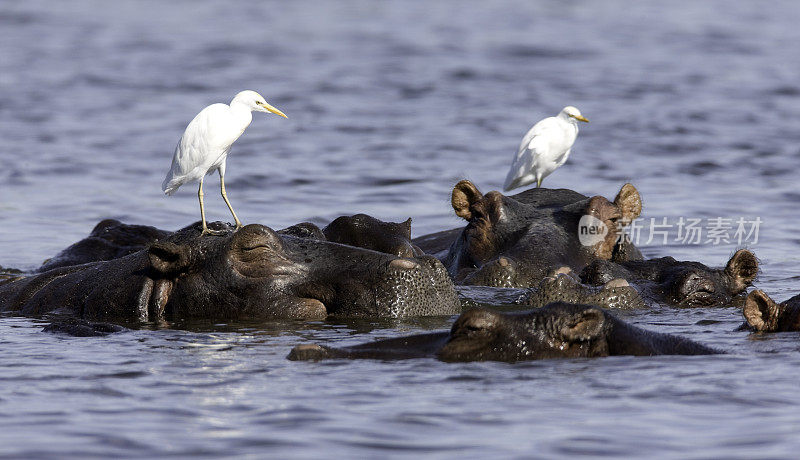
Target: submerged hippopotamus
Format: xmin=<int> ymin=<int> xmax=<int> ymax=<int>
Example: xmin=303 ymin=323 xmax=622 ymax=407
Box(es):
xmin=412 ymin=180 xmax=643 ymax=288
xmin=0 ymin=222 xmax=460 ymax=321
xmin=288 ymin=302 xmax=719 ymax=362
xmin=580 ymin=250 xmax=758 ymax=308
xmin=38 ymin=219 xmax=172 ymax=271
xmin=739 ymin=290 xmax=800 ymax=332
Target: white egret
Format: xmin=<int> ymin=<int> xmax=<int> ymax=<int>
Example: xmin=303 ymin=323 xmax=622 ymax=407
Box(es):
xmin=162 ymin=90 xmax=287 ymax=235
xmin=503 ymin=106 xmax=588 ymax=191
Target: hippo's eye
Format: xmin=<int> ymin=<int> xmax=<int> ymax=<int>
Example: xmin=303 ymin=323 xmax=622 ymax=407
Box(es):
xmin=683 ymin=286 xmax=717 ymax=307
xmin=236 ymin=236 xmax=282 ymax=252
xmin=452 ymin=323 xmax=486 ymax=338
xmin=241 ymin=244 xmax=271 ymax=252
xmin=462 ymin=324 xmax=491 ymax=337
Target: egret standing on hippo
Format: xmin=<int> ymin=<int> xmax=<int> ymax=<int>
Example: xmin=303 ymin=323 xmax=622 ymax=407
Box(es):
xmin=504 ymin=106 xmax=588 ymax=191
xmin=162 ymin=90 xmax=288 ymax=235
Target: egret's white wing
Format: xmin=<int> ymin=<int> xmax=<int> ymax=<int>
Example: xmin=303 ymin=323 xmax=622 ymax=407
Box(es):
xmin=163 ymin=104 xmax=241 ymax=194
xmin=554 ymin=148 xmax=571 ymax=168
xmin=503 ymin=117 xmax=558 ymax=191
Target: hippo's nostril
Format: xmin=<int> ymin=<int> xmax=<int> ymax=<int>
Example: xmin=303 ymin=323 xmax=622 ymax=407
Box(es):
xmin=389 ymin=259 xmax=419 ymax=270
xmin=552 ymin=266 xmax=572 ymax=276
xmin=603 ymin=278 xmax=630 ymax=289
xmin=553 ymin=273 xmax=578 ymax=288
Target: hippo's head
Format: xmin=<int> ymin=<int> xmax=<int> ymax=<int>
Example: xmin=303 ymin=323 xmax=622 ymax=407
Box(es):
xmin=288 ymin=303 xmax=718 ymax=362
xmin=438 ymin=303 xmax=620 ymax=361
xmin=444 ymin=180 xmax=642 ymax=288
xmin=581 ymin=249 xmax=758 ymax=308
xmin=323 ymin=214 xmax=420 ymax=258
xmin=146 ymin=223 xmax=460 ymax=320
xmin=742 ymin=290 xmax=800 ymax=332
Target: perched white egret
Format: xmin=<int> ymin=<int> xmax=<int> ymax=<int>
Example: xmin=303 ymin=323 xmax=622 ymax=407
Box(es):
xmin=503 ymin=106 xmax=588 ymax=191
xmin=162 ymin=90 xmax=287 ymax=235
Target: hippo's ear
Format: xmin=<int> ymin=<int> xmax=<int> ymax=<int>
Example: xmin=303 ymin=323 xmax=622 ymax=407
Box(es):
xmin=90 ymin=218 xmax=122 ymax=236
xmin=725 ymin=249 xmax=758 ymax=292
xmin=148 ymin=242 xmax=190 ymax=276
xmin=581 ymin=197 xmax=621 ymax=259
xmin=451 ymin=180 xmax=483 ymax=220
xmin=744 ymin=290 xmax=779 ymax=332
xmin=400 ymin=218 xmax=412 ymax=239
xmin=561 ymin=308 xmax=605 ymax=342
xmin=613 ymin=183 xmax=642 ymax=223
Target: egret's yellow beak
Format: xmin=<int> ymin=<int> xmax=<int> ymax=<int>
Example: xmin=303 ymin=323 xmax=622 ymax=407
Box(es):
xmin=571 ymin=114 xmax=589 ymax=123
xmin=259 ymin=101 xmax=288 ymax=118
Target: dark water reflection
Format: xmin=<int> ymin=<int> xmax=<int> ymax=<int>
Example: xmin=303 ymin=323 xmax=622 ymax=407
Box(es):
xmin=2 ymin=0 xmax=800 ymax=457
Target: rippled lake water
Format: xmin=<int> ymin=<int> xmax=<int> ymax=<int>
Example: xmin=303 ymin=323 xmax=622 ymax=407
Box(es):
xmin=2 ymin=1 xmax=800 ymax=457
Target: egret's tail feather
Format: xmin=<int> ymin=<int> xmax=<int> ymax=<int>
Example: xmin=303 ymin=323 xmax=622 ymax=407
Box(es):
xmin=162 ymin=176 xmax=180 ymax=196
xmin=503 ymin=166 xmax=524 ymax=192
xmin=503 ymin=176 xmax=520 ymax=192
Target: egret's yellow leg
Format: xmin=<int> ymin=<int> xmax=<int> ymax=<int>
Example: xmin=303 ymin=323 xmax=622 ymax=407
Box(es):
xmin=220 ymin=173 xmax=242 ymax=229
xmin=536 ymin=177 xmax=543 ymax=188
xmin=199 ymin=178 xmax=210 ymax=234
xmin=199 ymin=178 xmax=225 ymax=236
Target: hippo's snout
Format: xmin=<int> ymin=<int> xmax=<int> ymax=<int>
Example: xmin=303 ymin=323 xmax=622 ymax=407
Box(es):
xmin=603 ymin=278 xmax=629 ymax=289
xmin=462 ymin=257 xmax=520 ymax=288
xmin=526 ymin=273 xmax=645 ymax=310
xmin=374 ymin=255 xmax=461 ymax=318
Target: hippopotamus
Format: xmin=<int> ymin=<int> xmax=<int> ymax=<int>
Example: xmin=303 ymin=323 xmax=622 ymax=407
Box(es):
xmin=579 ymin=249 xmax=758 ymax=308
xmin=38 ymin=219 xmax=172 ymax=271
xmin=412 ymin=180 xmax=643 ymax=288
xmin=0 ymin=221 xmax=460 ymax=322
xmin=287 ymin=302 xmax=719 ymax=362
xmin=322 ymin=214 xmax=420 ymax=258
xmin=739 ymin=290 xmax=800 ymax=332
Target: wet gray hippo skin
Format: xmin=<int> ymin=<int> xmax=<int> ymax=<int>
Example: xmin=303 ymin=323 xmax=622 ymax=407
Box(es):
xmin=0 ymin=222 xmax=460 ymax=321
xmin=739 ymin=290 xmax=800 ymax=332
xmin=580 ymin=249 xmax=758 ymax=308
xmin=38 ymin=219 xmax=172 ymax=271
xmin=322 ymin=214 xmax=420 ymax=258
xmin=288 ymin=302 xmax=719 ymax=362
xmin=413 ymin=180 xmax=643 ymax=288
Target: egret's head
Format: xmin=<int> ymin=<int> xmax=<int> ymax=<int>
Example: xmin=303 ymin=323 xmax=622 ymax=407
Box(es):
xmin=561 ymin=106 xmax=588 ymax=123
xmin=233 ymin=90 xmax=288 ymax=118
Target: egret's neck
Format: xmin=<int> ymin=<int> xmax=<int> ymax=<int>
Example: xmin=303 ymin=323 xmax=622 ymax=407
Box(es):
xmin=230 ymin=101 xmax=254 ymax=126
xmin=559 ymin=115 xmax=579 ymax=132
